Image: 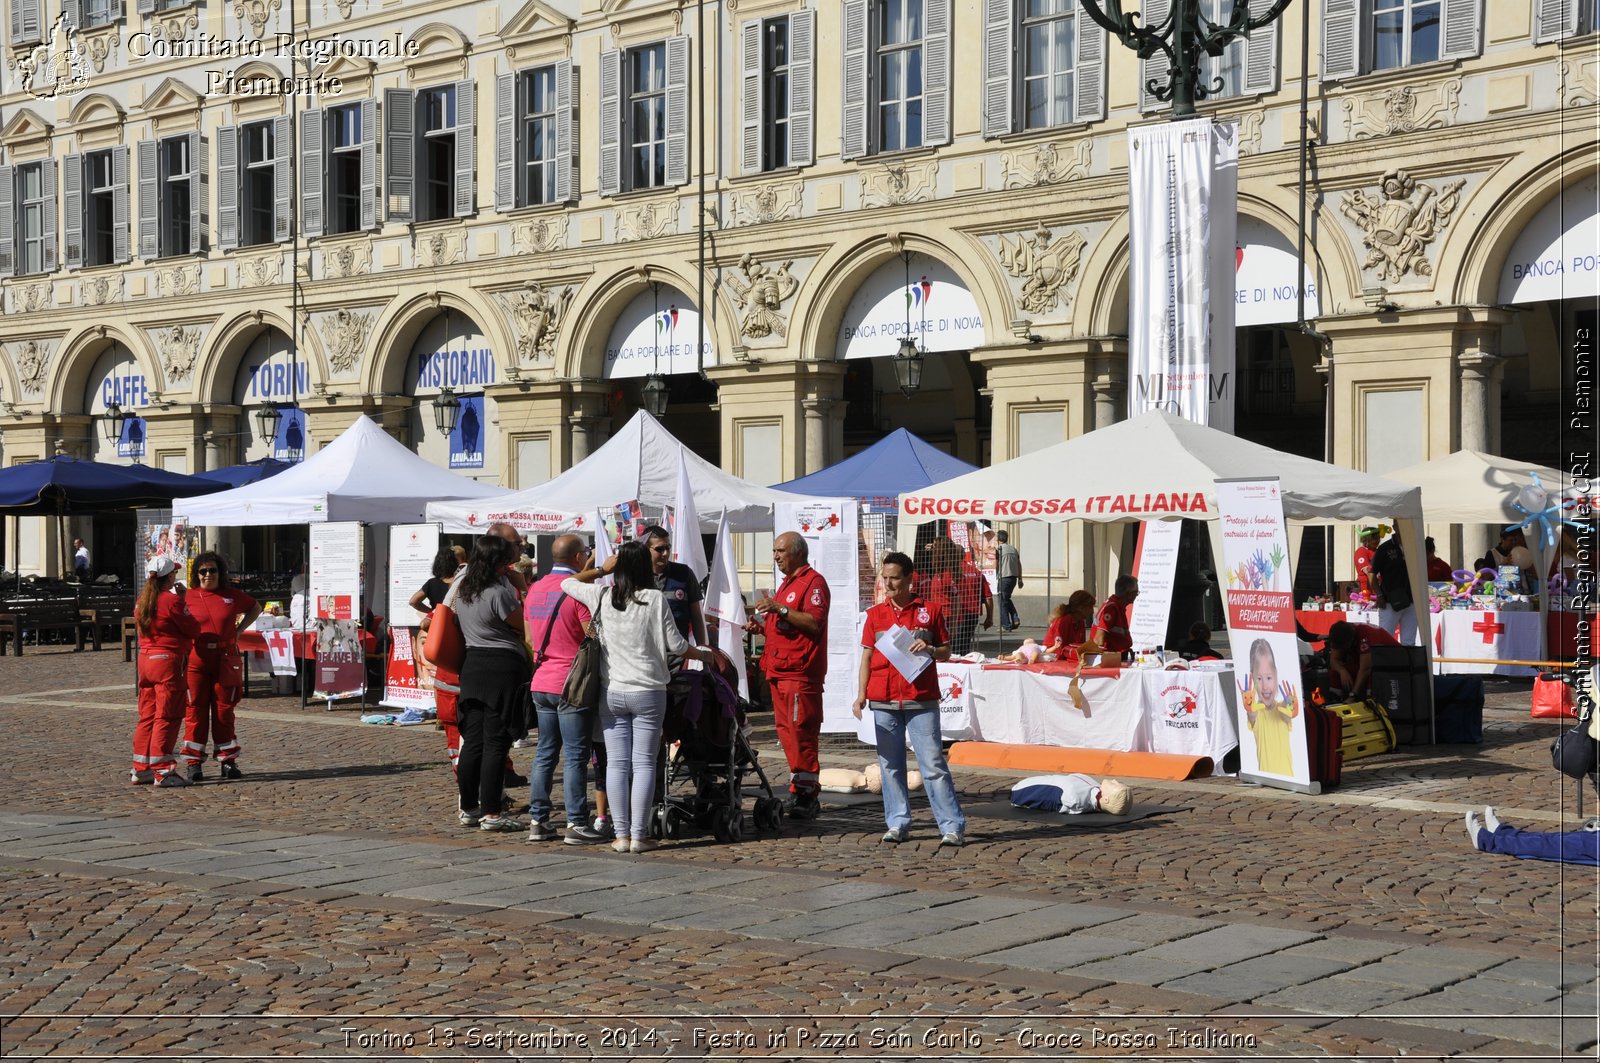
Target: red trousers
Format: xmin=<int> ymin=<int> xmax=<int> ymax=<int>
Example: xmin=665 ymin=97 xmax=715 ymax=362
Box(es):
xmin=183 ymin=652 xmax=244 ymax=765
xmin=435 ymin=685 xmax=462 ymax=773
xmin=133 ymin=651 xmax=187 ymax=778
xmin=769 ymin=678 xmax=823 ymax=796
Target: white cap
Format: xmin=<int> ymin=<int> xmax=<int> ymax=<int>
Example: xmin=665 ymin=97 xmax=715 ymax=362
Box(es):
xmin=145 ymin=556 xmax=178 ymax=579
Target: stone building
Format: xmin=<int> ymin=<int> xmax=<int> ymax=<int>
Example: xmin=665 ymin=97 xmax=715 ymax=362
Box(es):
xmin=0 ymin=0 xmax=1592 ymax=584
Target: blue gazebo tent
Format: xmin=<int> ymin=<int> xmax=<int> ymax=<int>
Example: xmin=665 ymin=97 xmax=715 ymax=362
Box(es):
xmin=773 ymin=429 xmax=978 ymax=512
xmin=193 ymin=458 xmax=295 ymax=488
xmin=0 ymin=455 xmax=227 ymax=516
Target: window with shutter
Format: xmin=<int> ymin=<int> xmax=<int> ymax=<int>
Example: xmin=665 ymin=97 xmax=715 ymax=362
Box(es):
xmin=64 ymin=0 xmax=82 ymax=30
xmin=788 ymin=9 xmax=815 ymax=167
xmin=413 ymin=83 xmax=457 ymax=222
xmin=1074 ymin=7 xmax=1105 ymax=121
xmin=554 ymin=60 xmax=575 ymax=202
xmin=301 ymin=106 xmax=325 ymax=237
xmin=359 ymin=98 xmax=377 ymax=230
xmin=514 ymin=65 xmax=562 ymax=207
xmin=64 ymin=152 xmax=83 ymax=269
xmin=1140 ymin=0 xmax=1171 ymax=110
xmin=876 ymin=0 xmax=928 ymax=152
xmin=980 ymin=0 xmax=1013 ymax=138
xmin=136 ymin=138 xmax=158 ymax=260
xmin=0 ymin=167 xmax=13 ymax=279
xmin=1242 ymin=0 xmax=1280 ymax=94
xmin=11 ymin=0 xmax=41 ymax=45
xmin=237 ymin=121 xmax=276 ymax=247
xmin=1534 ymin=0 xmax=1579 ymax=41
xmin=272 ymin=114 xmax=291 ymax=242
xmin=664 ymin=35 xmax=690 ymax=186
xmin=621 ymin=42 xmax=669 ymax=191
xmin=453 ymin=78 xmax=476 ymax=217
xmin=922 ymin=0 xmax=951 ymax=145
xmin=841 ymin=0 xmax=869 ymax=158
xmin=1439 ymin=0 xmax=1481 ymax=60
xmin=1020 ymin=0 xmax=1077 ymax=129
xmin=495 ymin=71 xmax=515 ymax=211
xmin=598 ymin=49 xmax=622 ymax=197
xmin=217 ymin=123 xmax=239 ymax=251
xmin=384 ymin=87 xmax=416 ymax=223
xmin=188 ymin=131 xmax=207 ymax=255
xmin=40 ymin=160 xmax=56 ymax=272
xmin=111 ymin=146 xmax=130 ymax=264
xmin=1321 ymin=0 xmax=1362 ymax=81
xmin=740 ymin=20 xmax=765 ymax=174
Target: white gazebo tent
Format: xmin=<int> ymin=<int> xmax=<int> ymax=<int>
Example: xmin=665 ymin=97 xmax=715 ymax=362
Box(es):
xmin=172 ymin=415 xmax=502 ymax=526
xmin=425 ymin=410 xmax=827 ymax=534
xmin=897 ymin=409 xmax=1431 ymax=665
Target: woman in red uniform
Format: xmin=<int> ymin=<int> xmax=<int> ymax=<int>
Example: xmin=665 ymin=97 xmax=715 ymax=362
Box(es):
xmin=181 ymin=552 xmax=263 ymax=782
xmin=133 ymin=556 xmax=201 ymax=787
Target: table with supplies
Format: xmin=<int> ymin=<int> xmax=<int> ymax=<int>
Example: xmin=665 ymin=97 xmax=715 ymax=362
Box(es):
xmin=855 ymin=659 xmax=1238 ymax=774
xmin=1431 ymin=609 xmax=1542 ymax=677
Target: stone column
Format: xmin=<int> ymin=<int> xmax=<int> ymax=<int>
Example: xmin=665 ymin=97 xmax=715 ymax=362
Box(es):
xmin=800 ymin=399 xmax=841 ymax=475
xmin=203 ymin=429 xmax=220 ymax=473
xmin=1091 ymin=361 xmax=1126 ymax=431
xmin=1457 ymin=349 xmax=1506 ymax=455
xmin=568 ymin=413 xmax=598 ymax=464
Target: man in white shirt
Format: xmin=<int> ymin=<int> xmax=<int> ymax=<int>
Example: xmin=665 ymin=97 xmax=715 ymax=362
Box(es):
xmin=72 ymin=539 xmax=91 ymax=582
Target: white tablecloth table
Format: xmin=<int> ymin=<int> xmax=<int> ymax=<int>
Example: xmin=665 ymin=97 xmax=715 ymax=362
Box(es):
xmin=1433 ymin=609 xmax=1542 ymax=676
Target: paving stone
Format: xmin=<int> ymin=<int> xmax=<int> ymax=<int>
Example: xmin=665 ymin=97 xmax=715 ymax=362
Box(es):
xmin=1163 ymin=952 xmax=1353 ymax=1001
xmin=467 ymin=878 xmax=626 ymax=907
xmin=1103 ymin=912 xmax=1224 ymax=944
xmin=568 ymin=891 xmax=728 ymax=925
xmin=698 ymin=873 xmax=831 ymax=900
xmin=762 ymin=880 xmax=914 ymax=912
xmin=652 ymin=902 xmax=793 ymax=933
xmin=733 ymin=894 xmax=939 ymax=941
xmin=316 ymin=867 xmax=463 ymax=895
xmin=1135 ymin=924 xmax=1320 ymax=965
xmin=1281 ymin=936 xmax=1410 ymax=965
xmin=508 ymin=888 xmax=634 ymax=917
xmin=807 ymin=909 xmax=984 ymax=949
xmin=1257 ymin=975 xmax=1427 ymax=1014
xmin=381 ymin=875 xmax=529 ymax=902
xmin=899 ymin=902 xmax=1130 ymax=960
xmin=204 ymin=858 xmax=335 ymax=880
xmin=975 ymin=935 xmax=1146 ymax=972
xmin=1486 ymin=958 xmax=1600 ymax=990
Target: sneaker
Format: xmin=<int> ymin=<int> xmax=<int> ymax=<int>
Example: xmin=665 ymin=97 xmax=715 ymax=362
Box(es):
xmin=630 ymin=838 xmax=659 ymax=854
xmin=785 ymin=793 xmax=821 ymax=821
xmin=512 ymin=737 xmax=534 ymax=749
xmin=131 ymin=769 xmax=154 ymax=785
xmin=592 ymin=816 xmax=615 ymax=840
xmin=458 ymin=809 xmax=482 ymax=828
xmin=881 ymin=828 xmax=910 ymax=844
xmin=156 ymin=772 xmax=190 ymax=788
xmin=479 ymin=815 xmax=523 ymax=833
xmin=527 ymin=820 xmax=559 ymax=842
xmin=939 ymin=832 xmax=966 ymax=848
xmin=563 ymin=823 xmax=608 ymax=845
xmin=504 ymin=770 xmax=529 ymax=788
xmin=610 ymin=839 xmax=631 ymax=854
xmin=219 ymin=762 xmax=243 ymax=781
xmin=185 ymin=763 xmax=203 ymax=783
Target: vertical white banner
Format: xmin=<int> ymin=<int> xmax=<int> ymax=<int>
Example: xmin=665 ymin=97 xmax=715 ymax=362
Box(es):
xmin=1129 ymin=117 xmax=1226 ymax=426
xmin=1209 ymin=121 xmax=1239 ymax=434
xmin=1215 ymin=478 xmax=1311 ymax=790
xmin=1127 ymin=519 xmax=1185 ymax=652
xmin=387 ymin=523 xmax=441 ymax=623
xmin=772 ymin=500 xmax=861 ymax=734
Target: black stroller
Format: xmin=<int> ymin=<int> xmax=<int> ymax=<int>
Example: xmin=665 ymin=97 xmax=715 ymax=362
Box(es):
xmin=651 ymin=649 xmax=783 ymax=843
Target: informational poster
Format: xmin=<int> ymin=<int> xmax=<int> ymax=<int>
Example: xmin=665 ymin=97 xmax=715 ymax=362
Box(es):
xmin=314 ymin=619 xmax=366 ymax=700
xmin=274 ymin=408 xmax=307 ymax=461
xmin=1216 ymin=478 xmax=1311 ymax=791
xmin=135 ymin=509 xmax=198 ymax=582
xmin=381 ymin=627 xmax=432 ymax=710
xmin=774 ymin=500 xmax=860 ymax=734
xmin=118 ymin=416 xmax=148 ymax=459
xmin=309 ymin=521 xmax=362 ymax=621
xmin=448 ymin=396 xmax=486 ymax=469
xmin=388 ymin=523 xmax=441 ymax=623
xmin=1127 ymin=519 xmax=1185 ymax=652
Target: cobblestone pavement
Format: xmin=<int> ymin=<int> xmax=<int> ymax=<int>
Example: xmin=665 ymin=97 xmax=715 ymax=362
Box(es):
xmin=1 ymin=646 xmax=1597 ymax=1060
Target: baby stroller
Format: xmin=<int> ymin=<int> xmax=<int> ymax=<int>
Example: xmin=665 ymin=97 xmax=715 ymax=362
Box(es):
xmin=651 ymin=648 xmax=783 ymax=843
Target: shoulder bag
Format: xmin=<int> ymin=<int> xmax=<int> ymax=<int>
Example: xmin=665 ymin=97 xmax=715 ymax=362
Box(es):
xmin=423 ymin=583 xmax=467 ymax=675
xmin=562 ymin=599 xmax=603 ymax=711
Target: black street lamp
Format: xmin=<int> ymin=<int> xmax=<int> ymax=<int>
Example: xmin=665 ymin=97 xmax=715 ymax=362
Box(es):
xmin=641 ymin=373 xmax=671 ymax=418
xmin=1078 ymin=0 xmax=1291 ymax=117
xmin=101 ymin=402 xmax=126 ymax=443
xmin=253 ymin=402 xmax=284 ymax=442
xmin=892 ymin=336 xmax=924 ymax=399
xmin=432 ymin=387 xmax=461 ymax=435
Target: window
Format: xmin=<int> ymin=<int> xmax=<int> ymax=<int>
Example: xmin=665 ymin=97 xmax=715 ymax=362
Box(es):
xmin=302 ymin=99 xmax=376 ymax=237
xmin=18 ymin=164 xmax=48 ymax=274
xmin=63 ymin=146 xmax=127 ymax=268
xmin=739 ymin=13 xmax=814 ymax=174
xmin=221 ymin=119 xmax=276 ymax=247
xmin=842 ymin=0 xmax=947 ymax=157
xmin=1200 ymin=0 xmax=1243 ymax=98
xmin=519 ymin=68 xmax=558 ymax=205
xmin=76 ymin=0 xmax=118 ymax=29
xmin=381 ymin=82 xmax=474 ymax=223
xmin=329 ymin=104 xmax=363 ymax=234
xmin=136 ymin=133 xmax=205 ymax=258
xmin=1021 ymin=0 xmax=1074 ymax=129
xmin=981 ymin=0 xmax=1102 ymax=134
xmin=494 ymin=62 xmax=574 ymax=211
xmin=1533 ymin=0 xmax=1593 ymax=40
xmin=1321 ymin=0 xmax=1479 ymax=80
xmin=1136 ymin=0 xmax=1270 ymax=111
xmin=598 ymin=37 xmax=688 ymax=196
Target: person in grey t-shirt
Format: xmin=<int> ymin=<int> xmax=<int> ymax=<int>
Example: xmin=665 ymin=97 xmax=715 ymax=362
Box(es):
xmin=994 ymin=530 xmax=1023 ymax=632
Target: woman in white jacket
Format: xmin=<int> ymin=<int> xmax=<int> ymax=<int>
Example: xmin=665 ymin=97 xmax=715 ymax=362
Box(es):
xmin=564 ymin=540 xmax=708 ymax=853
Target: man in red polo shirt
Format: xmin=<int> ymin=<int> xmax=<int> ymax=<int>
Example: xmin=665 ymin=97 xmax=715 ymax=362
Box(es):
xmin=1093 ymin=575 xmax=1140 ymax=655
xmin=749 ymin=531 xmax=831 ymax=819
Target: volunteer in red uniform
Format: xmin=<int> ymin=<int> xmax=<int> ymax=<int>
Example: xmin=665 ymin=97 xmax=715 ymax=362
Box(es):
xmin=1354 ymin=527 xmax=1379 ymax=596
xmin=1092 ymin=575 xmax=1140 ymax=655
xmin=748 ymin=531 xmax=831 ymax=819
xmin=181 ymin=552 xmax=263 ymax=782
xmin=132 ymin=556 xmax=201 ymax=787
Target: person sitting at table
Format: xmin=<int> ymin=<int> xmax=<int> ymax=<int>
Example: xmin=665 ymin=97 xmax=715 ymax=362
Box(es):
xmin=1044 ymin=591 xmax=1096 ymax=658
xmin=1324 ymin=619 xmax=1399 ymax=699
xmin=1178 ymin=622 xmax=1222 ymax=660
xmin=1092 ymin=576 xmax=1139 ymax=656
xmin=1425 ymin=537 xmax=1454 ymax=582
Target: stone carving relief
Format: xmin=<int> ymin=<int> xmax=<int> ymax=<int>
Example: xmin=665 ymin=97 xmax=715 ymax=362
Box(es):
xmin=415 ymin=230 xmax=464 ymax=268
xmin=318 ymin=308 xmax=373 ymax=375
xmin=9 ymin=339 xmax=52 ymax=396
xmin=1562 ymin=56 xmax=1599 ymax=108
xmin=510 ymin=217 xmax=565 ymax=256
xmin=155 ymin=263 xmax=202 ymax=297
xmin=81 ymin=24 xmax=119 ymax=73
xmin=238 ymin=253 xmax=281 ymax=289
xmin=325 ymin=0 xmax=357 ymax=17
xmin=1233 ymin=111 xmax=1264 ymax=157
xmin=81 ymin=274 xmax=122 ymax=306
xmin=153 ymin=8 xmax=199 ymax=46
xmin=153 ymin=324 xmax=202 ymax=383
xmin=1001 ymin=141 xmax=1092 ymax=189
xmin=618 ymin=201 xmax=677 ymax=242
xmin=725 ymin=253 xmax=800 ymax=342
xmin=496 ymin=281 xmax=573 ymax=367
xmin=862 ymin=160 xmax=936 ymax=207
xmin=1343 ymin=80 xmax=1461 ymax=140
xmin=1340 ymin=169 xmax=1466 ymax=284
xmin=996 ymin=223 xmax=1087 ymax=315
xmin=12 ymin=283 xmax=50 ymax=314
xmin=730 ymin=181 xmax=803 ymax=227
xmin=322 ymin=241 xmax=371 ymax=279
xmin=232 ymin=0 xmax=281 ymax=38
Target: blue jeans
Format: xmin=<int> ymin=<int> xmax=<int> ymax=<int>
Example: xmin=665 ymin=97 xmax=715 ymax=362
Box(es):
xmin=1478 ymin=824 xmax=1600 ymax=865
xmin=601 ymin=688 xmax=667 ymax=841
xmin=871 ymin=701 xmax=966 ymax=836
xmin=528 ymin=691 xmax=592 ymax=825
xmin=997 ymin=576 xmax=1020 ymax=630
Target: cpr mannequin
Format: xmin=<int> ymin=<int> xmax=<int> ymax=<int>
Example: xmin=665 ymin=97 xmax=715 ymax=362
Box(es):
xmin=1010 ymin=774 xmax=1132 ymax=815
xmin=818 ymin=763 xmax=923 ymax=793
xmin=997 ymin=639 xmax=1044 ymax=664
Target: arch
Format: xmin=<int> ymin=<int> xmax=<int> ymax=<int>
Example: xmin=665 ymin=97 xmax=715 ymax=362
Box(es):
xmin=66 ymin=92 xmax=125 ymax=126
xmin=47 ymin=323 xmax=160 ymax=414
xmin=363 ymin=288 xmax=516 ymax=396
xmin=197 ymin=309 xmax=327 ymax=406
xmin=408 ymin=22 xmax=470 ymax=56
xmin=792 ymin=226 xmax=1012 ymax=363
xmin=557 ymin=256 xmax=740 ymax=380
xmin=1446 ymin=141 xmax=1600 ymax=306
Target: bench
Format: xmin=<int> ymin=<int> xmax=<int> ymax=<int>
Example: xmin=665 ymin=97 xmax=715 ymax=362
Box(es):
xmin=122 ymin=617 xmax=139 ymax=662
xmin=0 ymin=601 xmax=102 ymax=655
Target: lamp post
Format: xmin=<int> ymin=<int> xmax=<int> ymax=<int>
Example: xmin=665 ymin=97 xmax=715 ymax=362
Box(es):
xmin=1077 ymin=0 xmax=1291 ymax=117
xmin=101 ymin=402 xmax=126 ymax=443
xmin=432 ymin=387 xmax=461 ymax=435
xmin=253 ymin=402 xmax=284 ymax=444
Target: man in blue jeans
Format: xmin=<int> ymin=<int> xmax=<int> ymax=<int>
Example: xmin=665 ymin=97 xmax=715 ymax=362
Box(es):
xmin=993 ymin=530 xmax=1022 ymax=632
xmin=523 ymin=534 xmax=607 ymax=844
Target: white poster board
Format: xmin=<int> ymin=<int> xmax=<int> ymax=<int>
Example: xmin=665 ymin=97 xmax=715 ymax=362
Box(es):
xmin=773 ymin=500 xmax=861 ymax=734
xmin=1216 ymin=478 xmax=1312 ymax=791
xmin=1127 ymin=519 xmax=1184 ymax=652
xmin=309 ymin=521 xmax=364 ymax=621
xmin=388 ymin=523 xmax=441 ymax=623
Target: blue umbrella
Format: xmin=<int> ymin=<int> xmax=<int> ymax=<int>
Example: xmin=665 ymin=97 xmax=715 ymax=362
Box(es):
xmin=0 ymin=455 xmax=228 ymax=515
xmin=192 ymin=457 xmax=294 ymax=488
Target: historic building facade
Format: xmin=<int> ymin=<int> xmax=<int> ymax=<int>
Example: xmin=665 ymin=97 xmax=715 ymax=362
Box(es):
xmin=0 ymin=0 xmax=1593 ymax=578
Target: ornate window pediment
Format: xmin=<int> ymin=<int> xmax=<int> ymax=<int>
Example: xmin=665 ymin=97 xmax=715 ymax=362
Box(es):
xmin=600 ymin=0 xmax=683 ymax=43
xmin=137 ymin=74 xmax=203 ymax=131
xmin=404 ymin=22 xmax=470 ymax=82
xmin=222 ymin=60 xmax=290 ymax=118
xmin=500 ymin=0 xmax=574 ymax=49
xmin=0 ymin=107 xmax=56 ymax=155
xmin=314 ymin=52 xmax=375 ymax=96
xmin=68 ymin=91 xmax=125 ymax=148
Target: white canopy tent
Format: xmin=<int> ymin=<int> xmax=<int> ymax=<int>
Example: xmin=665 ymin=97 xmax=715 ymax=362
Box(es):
xmin=173 ymin=415 xmax=502 ymax=526
xmin=426 ymin=410 xmax=828 ymax=533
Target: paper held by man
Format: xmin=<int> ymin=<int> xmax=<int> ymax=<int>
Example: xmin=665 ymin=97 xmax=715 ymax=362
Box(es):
xmin=876 ymin=624 xmax=933 ymax=682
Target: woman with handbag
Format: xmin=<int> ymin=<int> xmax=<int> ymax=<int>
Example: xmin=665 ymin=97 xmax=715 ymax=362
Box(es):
xmin=562 ymin=540 xmax=709 ymax=854
xmin=180 ymin=552 xmax=263 ymax=782
xmin=447 ymin=535 xmax=529 ymax=832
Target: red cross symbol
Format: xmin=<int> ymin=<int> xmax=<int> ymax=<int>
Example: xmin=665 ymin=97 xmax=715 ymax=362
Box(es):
xmin=1472 ymin=613 xmax=1505 ymax=645
xmin=266 ymin=631 xmax=290 ymax=653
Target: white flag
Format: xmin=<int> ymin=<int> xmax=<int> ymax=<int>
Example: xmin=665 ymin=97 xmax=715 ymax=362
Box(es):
xmin=672 ymin=452 xmax=709 ymax=582
xmin=703 ymin=511 xmax=749 ymax=700
xmin=591 ymin=508 xmax=614 ymax=587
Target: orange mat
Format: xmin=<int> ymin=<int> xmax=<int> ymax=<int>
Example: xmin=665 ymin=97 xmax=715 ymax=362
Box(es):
xmin=947 ymin=743 xmax=1214 ymax=781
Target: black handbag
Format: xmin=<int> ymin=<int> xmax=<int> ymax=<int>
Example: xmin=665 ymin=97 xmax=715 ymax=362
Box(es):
xmin=562 ymin=606 xmax=603 ymax=711
xmin=1551 ymin=723 xmax=1598 ymax=780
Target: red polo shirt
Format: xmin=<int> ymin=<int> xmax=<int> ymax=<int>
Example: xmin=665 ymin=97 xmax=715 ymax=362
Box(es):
xmin=1355 ymin=545 xmax=1376 ymax=594
xmin=185 ymin=585 xmax=259 ymax=655
xmin=1093 ymin=594 xmax=1133 ymax=653
xmin=759 ymin=564 xmax=831 ymax=683
xmin=860 ymin=595 xmax=949 ymax=702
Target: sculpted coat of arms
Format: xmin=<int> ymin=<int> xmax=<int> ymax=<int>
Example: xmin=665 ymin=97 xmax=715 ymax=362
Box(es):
xmin=1340 ymin=170 xmax=1466 ymax=284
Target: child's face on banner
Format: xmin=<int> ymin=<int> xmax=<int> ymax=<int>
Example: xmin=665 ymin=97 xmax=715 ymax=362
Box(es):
xmin=1252 ymin=653 xmax=1280 ymax=708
